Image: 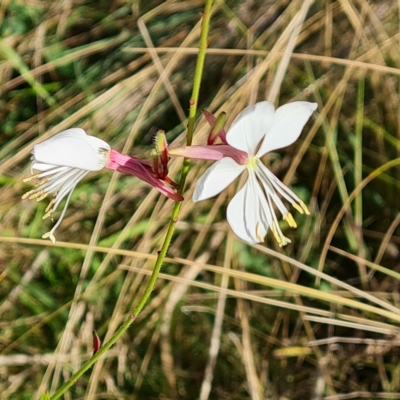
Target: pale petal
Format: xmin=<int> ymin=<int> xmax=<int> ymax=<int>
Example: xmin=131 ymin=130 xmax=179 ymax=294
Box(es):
xmin=226 ymin=173 xmax=267 ymax=243
xmin=193 ymin=157 xmax=244 ymax=202
xmin=32 ymin=128 xmax=110 ymax=171
xmin=257 ymin=102 xmax=317 ymax=157
xmin=227 ymin=101 xmax=275 ymax=155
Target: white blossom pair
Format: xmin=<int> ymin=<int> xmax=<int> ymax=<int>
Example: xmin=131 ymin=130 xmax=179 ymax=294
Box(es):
xmin=23 ymin=128 xmax=182 ymax=243
xmin=24 ymin=100 xmax=316 ymax=245
xmin=170 ymin=100 xmax=317 ymax=245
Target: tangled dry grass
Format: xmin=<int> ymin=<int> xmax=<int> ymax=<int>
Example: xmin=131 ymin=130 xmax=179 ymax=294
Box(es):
xmin=2 ymin=0 xmax=400 ymax=399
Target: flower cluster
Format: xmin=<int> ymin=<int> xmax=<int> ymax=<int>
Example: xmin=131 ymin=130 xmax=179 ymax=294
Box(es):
xmin=23 ymin=100 xmax=316 ymax=245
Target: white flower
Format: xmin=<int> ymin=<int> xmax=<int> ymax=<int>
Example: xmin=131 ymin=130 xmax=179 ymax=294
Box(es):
xmin=22 ymin=128 xmax=110 ymax=243
xmin=192 ymin=101 xmax=317 ymax=245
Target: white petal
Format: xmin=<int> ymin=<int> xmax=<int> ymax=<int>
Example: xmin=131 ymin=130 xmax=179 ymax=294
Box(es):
xmin=227 ymin=101 xmax=275 ymax=155
xmin=226 ymin=173 xmax=268 ymax=243
xmin=32 ymin=128 xmax=111 ymax=172
xmin=257 ymin=102 xmax=317 ymax=157
xmin=193 ymin=157 xmax=244 ymax=202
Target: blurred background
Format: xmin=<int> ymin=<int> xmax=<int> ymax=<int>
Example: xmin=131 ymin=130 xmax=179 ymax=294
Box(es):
xmin=1 ymin=0 xmax=400 ymax=398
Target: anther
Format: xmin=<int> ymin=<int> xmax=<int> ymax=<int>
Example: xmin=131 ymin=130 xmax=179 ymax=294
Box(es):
xmin=35 ymin=177 xmax=49 ymax=187
xmin=292 ymin=203 xmax=304 ymax=214
xmin=256 ymin=223 xmax=264 ymax=243
xmin=272 ymin=223 xmax=282 ymax=244
xmin=23 ymin=174 xmax=40 ymax=183
xmin=45 ymin=197 xmax=56 ymax=213
xmin=284 ymin=213 xmax=297 ymax=228
xmin=300 ymin=201 xmax=310 ymax=215
xmin=35 ymin=192 xmax=48 ymax=202
xmin=22 ymin=190 xmax=35 ymax=200
xmin=42 ymin=210 xmax=52 ymax=220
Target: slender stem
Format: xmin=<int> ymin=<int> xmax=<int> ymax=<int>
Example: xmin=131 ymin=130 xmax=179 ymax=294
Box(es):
xmin=49 ymin=1 xmax=213 ymax=399
xmin=187 ymin=5 xmax=212 ymax=146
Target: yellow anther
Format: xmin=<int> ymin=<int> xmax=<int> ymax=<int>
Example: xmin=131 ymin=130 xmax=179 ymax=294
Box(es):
xmin=300 ymin=201 xmax=310 ymax=215
xmin=246 ymin=156 xmax=258 ymax=170
xmin=272 ymin=222 xmax=291 ymax=247
xmin=23 ymin=189 xmax=47 ymax=201
xmin=256 ymin=223 xmax=264 ymax=243
xmin=21 ymin=190 xmax=34 ymax=200
xmin=30 ymin=190 xmax=43 ymax=199
xmin=35 ymin=192 xmax=48 ymax=202
xmin=35 ymin=177 xmax=49 ymax=187
xmin=45 ymin=197 xmax=56 ymax=213
xmin=284 ymin=213 xmax=297 ymax=228
xmin=42 ymin=210 xmax=52 ymax=220
xmin=292 ymin=203 xmax=304 ymax=214
xmin=23 ymin=174 xmax=40 ymax=183
xmin=279 ymin=236 xmax=291 ymax=247
xmin=272 ymin=223 xmax=282 ymax=244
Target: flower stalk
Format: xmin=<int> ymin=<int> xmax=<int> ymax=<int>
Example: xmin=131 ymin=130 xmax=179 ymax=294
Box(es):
xmin=49 ymin=1 xmax=214 ymax=398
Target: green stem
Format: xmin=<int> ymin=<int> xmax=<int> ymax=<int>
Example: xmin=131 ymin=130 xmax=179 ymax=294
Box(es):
xmin=49 ymin=1 xmax=213 ymax=399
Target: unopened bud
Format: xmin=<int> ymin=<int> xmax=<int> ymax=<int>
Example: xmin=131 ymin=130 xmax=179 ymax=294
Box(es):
xmin=155 ymin=130 xmax=169 ymax=164
xmin=153 ymin=130 xmax=169 ymax=179
xmin=207 ymin=112 xmax=227 ymax=145
xmin=151 ymin=149 xmax=160 ymax=176
xmin=92 ymin=330 xmax=101 ymax=355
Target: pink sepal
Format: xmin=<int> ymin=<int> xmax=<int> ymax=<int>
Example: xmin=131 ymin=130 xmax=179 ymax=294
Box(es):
xmin=202 ymin=109 xmax=227 ymax=144
xmin=168 ymin=145 xmax=248 ymax=165
xmin=106 ymin=150 xmax=183 ymax=201
xmin=202 ymin=109 xmax=215 ymax=126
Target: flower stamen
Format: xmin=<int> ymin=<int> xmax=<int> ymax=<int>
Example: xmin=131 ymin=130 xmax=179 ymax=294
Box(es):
xmin=291 ymin=202 xmax=310 ymax=215
xmin=42 ymin=186 xmax=76 ymax=244
xmin=271 ymin=222 xmax=291 ymax=247
xmin=35 ymin=192 xmax=48 ymax=202
xmin=21 ymin=189 xmax=36 ymax=200
xmin=43 ymin=197 xmax=57 ymax=220
xmin=36 ymin=178 xmax=49 ymax=187
xmin=22 ymin=189 xmax=47 ymax=201
xmin=246 ymin=156 xmax=257 ymax=170
xmin=22 ymin=174 xmax=39 ymax=183
xmin=256 ymin=222 xmax=264 ymax=243
xmin=256 ymin=160 xmax=311 ymax=219
xmin=292 ymin=203 xmax=304 ymax=214
xmin=300 ymin=201 xmax=310 ymax=215
xmin=284 ymin=213 xmax=297 ymax=228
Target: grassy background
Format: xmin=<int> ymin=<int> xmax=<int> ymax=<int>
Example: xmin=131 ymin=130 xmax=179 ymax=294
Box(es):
xmin=2 ymin=0 xmax=400 ymax=399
